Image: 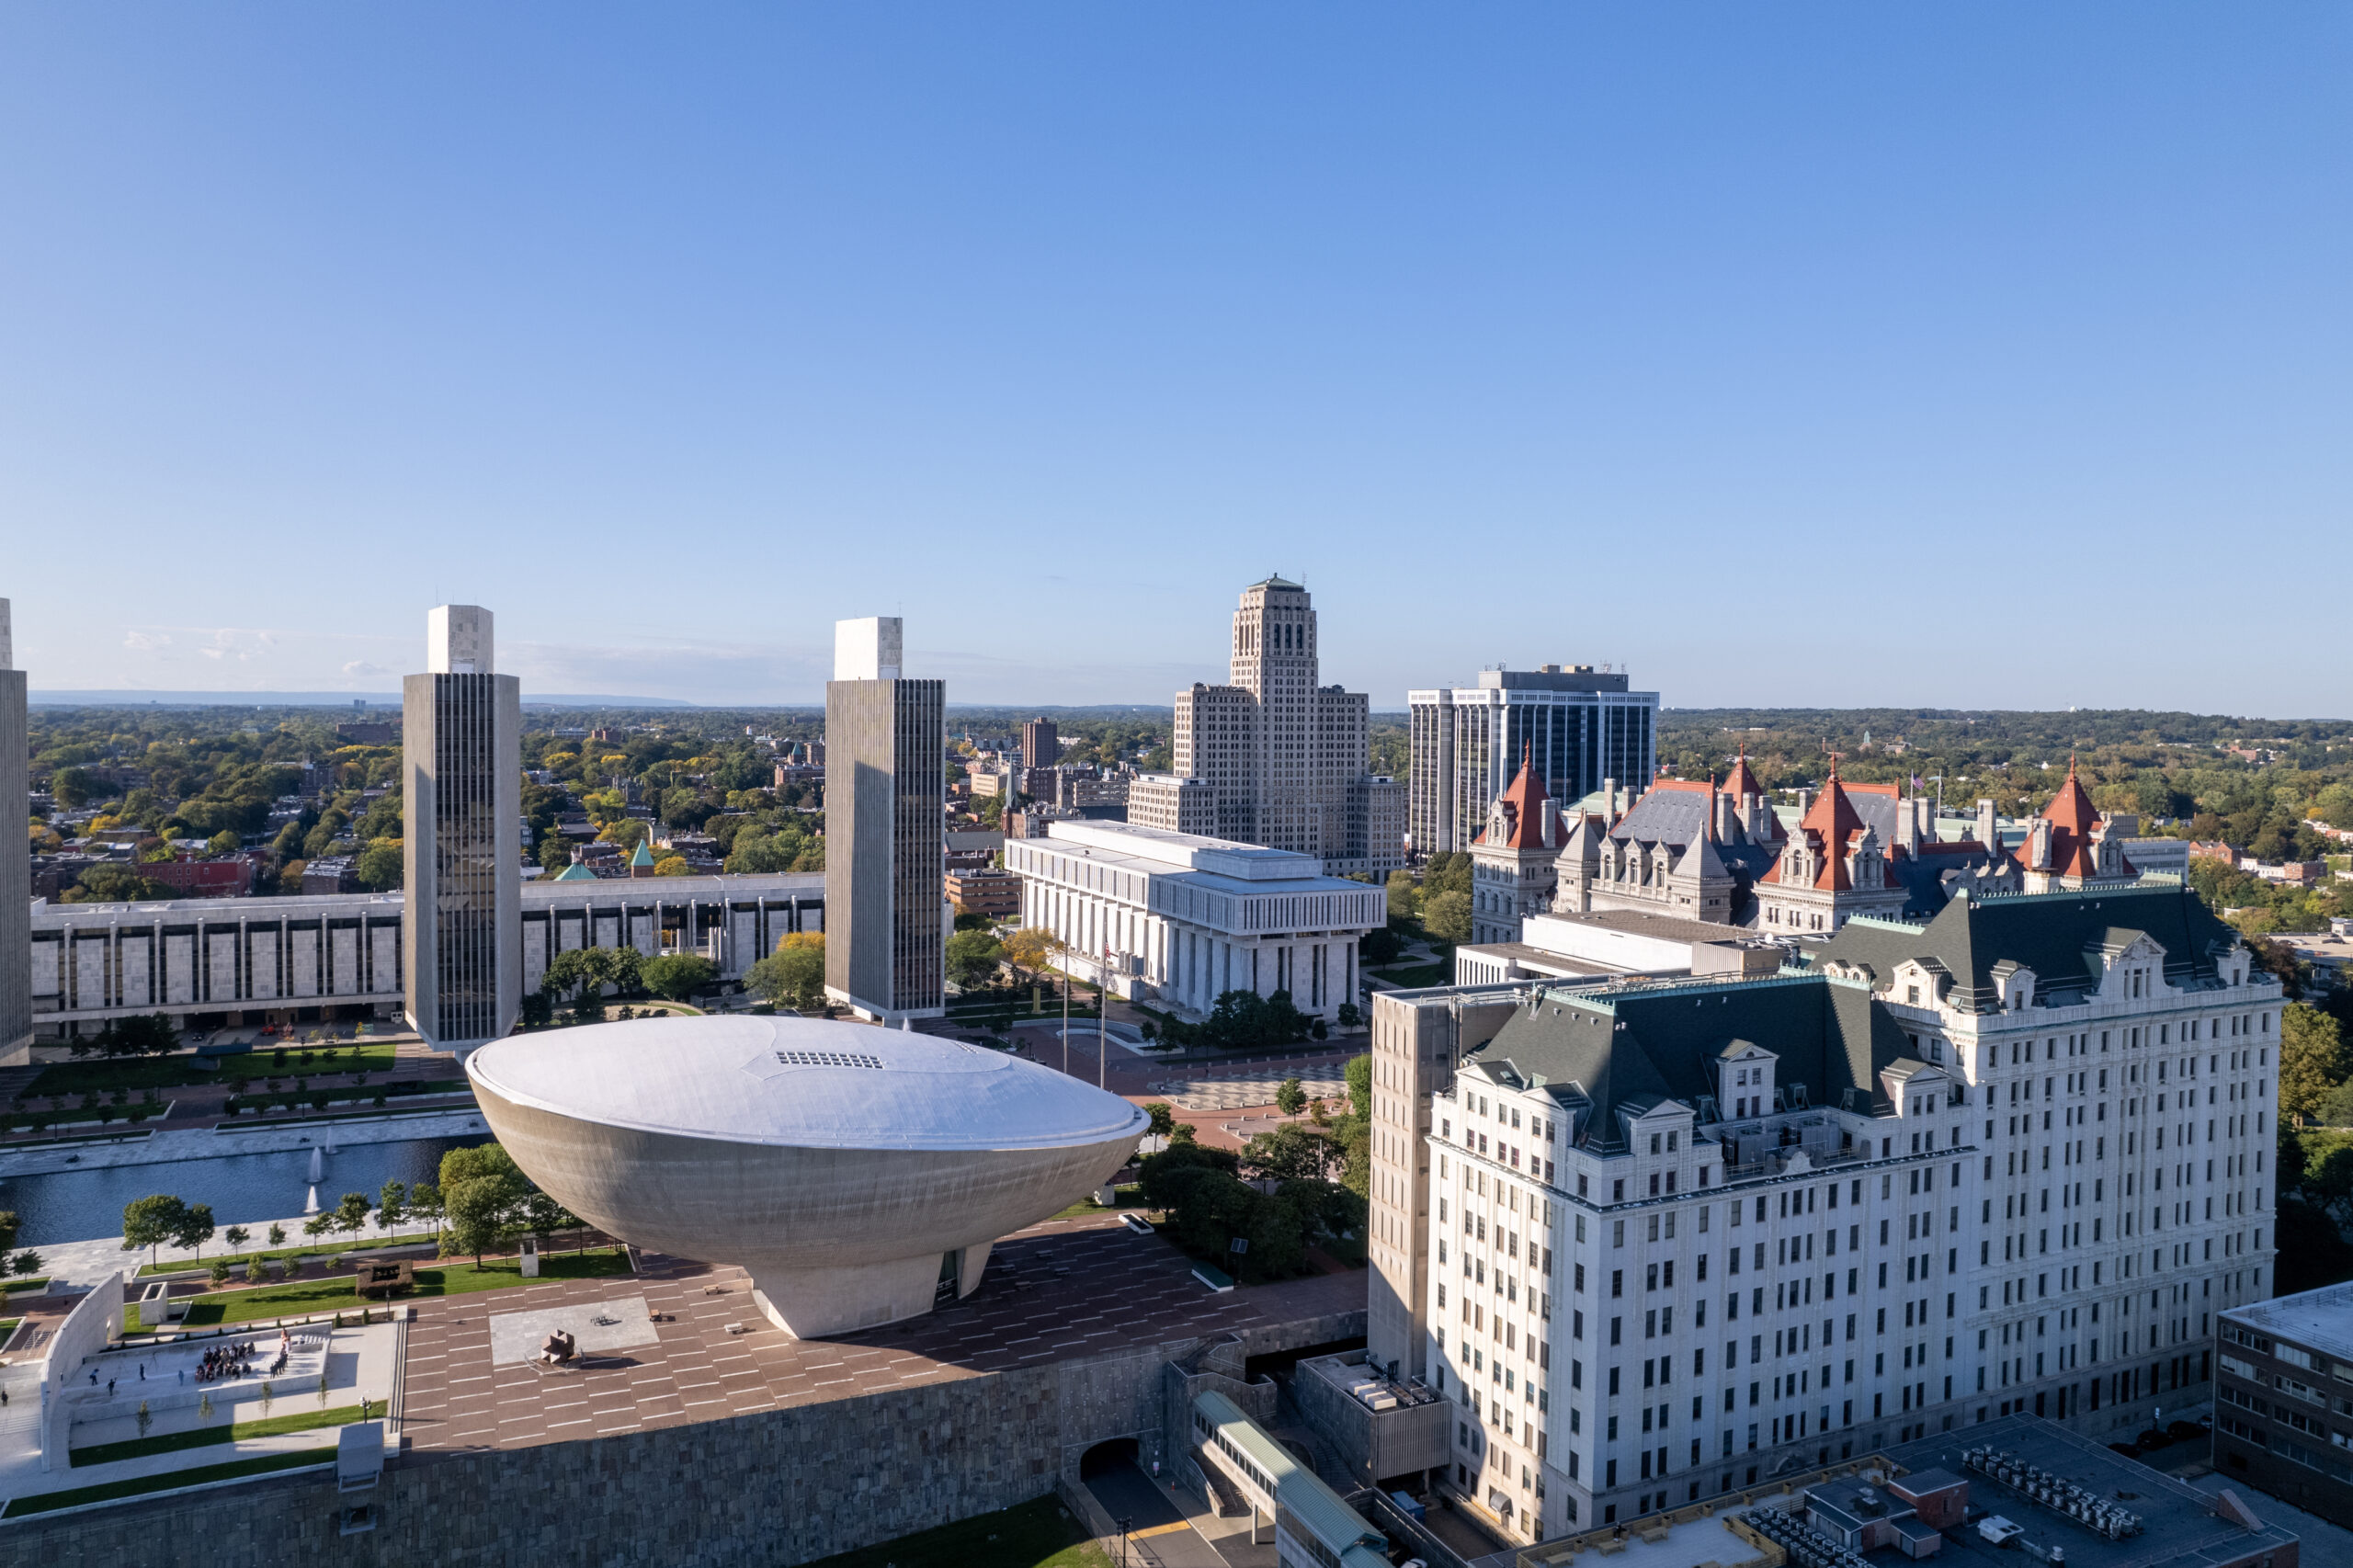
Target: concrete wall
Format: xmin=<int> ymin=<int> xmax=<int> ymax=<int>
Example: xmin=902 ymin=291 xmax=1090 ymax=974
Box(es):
xmin=10 ymin=1303 xmax=1366 ymax=1565
xmin=39 ymin=1274 xmax=126 ymax=1472
xmin=1293 ymin=1350 xmax=1450 ymax=1489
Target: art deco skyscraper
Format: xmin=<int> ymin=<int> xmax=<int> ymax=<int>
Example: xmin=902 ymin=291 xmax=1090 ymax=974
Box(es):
xmin=403 ymin=605 xmax=521 ymax=1055
xmin=0 ymin=600 xmax=28 ymax=1067
xmin=824 ymin=617 xmax=946 ymax=1023
xmin=1131 ymin=577 xmax=1403 ymax=876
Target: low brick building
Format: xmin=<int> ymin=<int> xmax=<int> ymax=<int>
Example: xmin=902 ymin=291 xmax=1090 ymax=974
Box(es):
xmin=2217 ymin=1280 xmax=2353 ymax=1529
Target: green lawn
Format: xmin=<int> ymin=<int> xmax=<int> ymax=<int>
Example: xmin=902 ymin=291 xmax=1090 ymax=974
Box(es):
xmin=128 ymin=1248 xmax=632 ymax=1332
xmin=4 ymin=1277 xmax=51 ymax=1295
xmin=2 ymin=1450 xmax=333 ymax=1517
xmin=71 ymin=1402 xmax=368 ymax=1467
xmin=218 ymin=1040 xmax=397 ymax=1083
xmin=1368 ymin=961 xmax=1449 ymax=988
xmin=800 ymin=1496 xmax=1112 ymax=1568
xmin=137 ymin=1233 xmax=453 ymax=1278
xmin=0 ymin=1318 xmax=19 ymax=1346
xmin=25 ymin=1040 xmax=398 ymax=1098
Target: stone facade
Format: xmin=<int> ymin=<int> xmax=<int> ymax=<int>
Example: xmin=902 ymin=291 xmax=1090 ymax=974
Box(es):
xmin=1169 ymin=578 xmax=1403 ymax=878
xmin=11 ymin=1308 xmax=1364 ymax=1567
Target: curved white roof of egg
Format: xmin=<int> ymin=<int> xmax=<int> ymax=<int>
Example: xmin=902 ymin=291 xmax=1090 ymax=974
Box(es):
xmin=465 ymin=1015 xmax=1148 ymax=1153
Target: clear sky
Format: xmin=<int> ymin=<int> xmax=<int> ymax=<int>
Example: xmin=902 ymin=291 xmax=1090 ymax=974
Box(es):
xmin=4 ymin=6 xmax=2347 ymax=714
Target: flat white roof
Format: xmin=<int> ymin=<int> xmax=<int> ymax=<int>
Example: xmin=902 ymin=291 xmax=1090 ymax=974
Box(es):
xmin=1042 ymin=819 xmax=1323 ymax=881
xmin=2226 ymin=1279 xmax=2353 ymax=1363
xmin=466 ymin=1015 xmax=1147 ymax=1153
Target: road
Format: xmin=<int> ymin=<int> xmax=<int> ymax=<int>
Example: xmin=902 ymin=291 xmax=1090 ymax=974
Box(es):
xmin=1087 ymin=1457 xmax=1234 ymax=1568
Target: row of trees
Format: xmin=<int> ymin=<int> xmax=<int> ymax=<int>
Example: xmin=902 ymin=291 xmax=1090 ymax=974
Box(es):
xmin=117 ymin=1143 xmax=584 ymax=1273
xmin=62 ymin=1012 xmax=178 ymax=1060
xmin=523 ymin=945 xmax=722 ymax=1025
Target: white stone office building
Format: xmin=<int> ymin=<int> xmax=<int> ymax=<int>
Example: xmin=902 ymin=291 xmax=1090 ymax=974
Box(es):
xmin=403 ymin=605 xmax=522 ymax=1054
xmin=1368 ymin=877 xmax=2279 ymax=1543
xmin=1130 ymin=577 xmax=1404 ymax=878
xmin=1408 ymin=665 xmax=1659 ymax=858
xmin=1002 ymin=819 xmax=1383 ymax=1021
xmin=28 ymin=874 xmax=824 ymax=1038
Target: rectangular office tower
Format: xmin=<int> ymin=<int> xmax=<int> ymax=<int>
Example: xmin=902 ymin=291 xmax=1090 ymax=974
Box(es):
xmin=825 ymin=617 xmax=947 ymax=1022
xmin=402 ymin=605 xmax=522 ymax=1054
xmin=0 ymin=600 xmax=28 ymax=1066
xmin=1408 ymin=665 xmax=1658 ymax=855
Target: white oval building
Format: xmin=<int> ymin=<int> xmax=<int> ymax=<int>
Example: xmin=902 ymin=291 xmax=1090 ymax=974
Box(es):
xmin=465 ymin=1016 xmax=1148 ymax=1337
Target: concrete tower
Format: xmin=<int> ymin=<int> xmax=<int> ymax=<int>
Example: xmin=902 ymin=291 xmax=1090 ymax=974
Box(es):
xmin=824 ymin=617 xmax=946 ymax=1023
xmin=0 ymin=600 xmax=28 ymax=1066
xmin=403 ymin=604 xmax=521 ymax=1055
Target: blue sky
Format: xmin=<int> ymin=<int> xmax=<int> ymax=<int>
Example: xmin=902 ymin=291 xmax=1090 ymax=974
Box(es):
xmin=4 ymin=6 xmax=2347 ymax=713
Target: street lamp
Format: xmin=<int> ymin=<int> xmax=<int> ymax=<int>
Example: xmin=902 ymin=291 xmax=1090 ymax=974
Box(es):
xmin=1117 ymin=1516 xmax=1133 ymax=1568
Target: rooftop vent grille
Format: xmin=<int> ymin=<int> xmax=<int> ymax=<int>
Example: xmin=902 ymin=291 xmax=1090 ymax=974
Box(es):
xmin=1961 ymin=1446 xmax=2143 ymax=1540
xmin=775 ymin=1051 xmax=886 ymax=1070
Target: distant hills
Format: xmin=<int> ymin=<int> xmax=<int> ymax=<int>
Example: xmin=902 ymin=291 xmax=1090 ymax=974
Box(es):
xmin=28 ymin=690 xmax=696 ymax=709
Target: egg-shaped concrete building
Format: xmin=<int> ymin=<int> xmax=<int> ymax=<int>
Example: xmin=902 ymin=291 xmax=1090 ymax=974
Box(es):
xmin=465 ymin=1016 xmax=1147 ymax=1337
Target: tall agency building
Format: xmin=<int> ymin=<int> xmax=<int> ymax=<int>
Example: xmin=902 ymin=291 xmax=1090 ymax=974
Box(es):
xmin=1130 ymin=577 xmax=1404 ymax=878
xmin=1368 ymin=877 xmax=2280 ymax=1543
xmin=0 ymin=600 xmax=29 ymax=1066
xmin=824 ymin=617 xmax=946 ymax=1022
xmin=1408 ymin=665 xmax=1659 ymax=856
xmin=402 ymin=605 xmax=522 ymax=1053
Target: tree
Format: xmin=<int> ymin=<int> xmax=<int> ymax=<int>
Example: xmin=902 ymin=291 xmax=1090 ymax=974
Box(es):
xmin=444 ymin=1180 xmax=509 ymax=1266
xmin=1240 ymin=1122 xmax=1338 ymax=1183
xmin=1144 ymin=1102 xmax=1177 ymax=1140
xmin=517 ymin=1190 xmax=580 ymax=1242
xmin=205 ymin=829 xmax=241 ymax=857
xmin=746 ymin=934 xmax=826 ymax=1012
xmin=1000 ymin=926 xmax=1054 ymax=983
xmin=63 ymin=864 xmax=173 ymax=904
xmin=51 ymin=766 xmax=95 ymax=810
xmin=1275 ymin=1078 xmax=1307 ymax=1117
xmin=2281 ymin=1005 xmax=2349 ymax=1125
xmin=330 ymin=1191 xmax=373 ymax=1243
xmin=222 ymin=1225 xmax=251 ymax=1256
xmin=355 ymin=837 xmax=404 ymax=891
xmin=654 ymin=856 xmax=693 ymax=878
xmin=440 ymin=1145 xmax=528 ymax=1263
xmin=378 ymin=1181 xmax=408 ymax=1240
xmin=1383 ymin=869 xmax=1420 ymax=921
xmin=538 ymin=835 xmax=574 ymax=870
xmin=406 ymin=1183 xmax=442 ymax=1243
xmin=121 ymin=1195 xmax=190 ymax=1267
xmin=267 ymin=1222 xmax=287 ymax=1249
xmin=642 ymin=954 xmax=717 ymax=1001
xmin=1422 ymin=852 xmax=1473 ymax=900
xmin=946 ymin=929 xmax=1005 ymax=990
xmin=1421 ymin=888 xmax=1472 ymax=946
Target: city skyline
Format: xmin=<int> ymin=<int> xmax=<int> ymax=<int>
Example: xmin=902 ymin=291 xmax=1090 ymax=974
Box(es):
xmin=4 ymin=8 xmax=2347 ymax=716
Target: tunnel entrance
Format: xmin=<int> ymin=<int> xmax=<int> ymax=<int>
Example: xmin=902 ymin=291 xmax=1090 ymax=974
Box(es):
xmin=1080 ymin=1437 xmax=1141 ymax=1479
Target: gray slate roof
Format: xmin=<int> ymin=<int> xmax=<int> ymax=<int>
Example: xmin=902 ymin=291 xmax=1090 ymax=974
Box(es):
xmin=1463 ymin=973 xmax=1908 ymax=1142
xmin=1800 ymin=880 xmax=2241 ymax=1014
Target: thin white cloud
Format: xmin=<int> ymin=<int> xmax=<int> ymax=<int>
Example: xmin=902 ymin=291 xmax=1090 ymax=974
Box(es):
xmin=123 ymin=629 xmax=171 ymax=652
